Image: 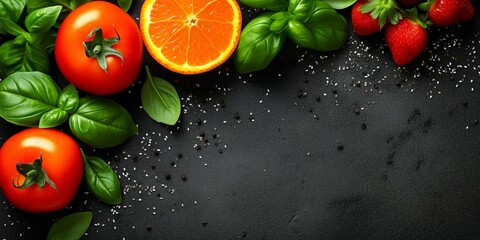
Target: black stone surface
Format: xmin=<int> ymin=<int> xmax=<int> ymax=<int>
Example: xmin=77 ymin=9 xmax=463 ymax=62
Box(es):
xmin=1 ymin=1 xmax=480 ymax=239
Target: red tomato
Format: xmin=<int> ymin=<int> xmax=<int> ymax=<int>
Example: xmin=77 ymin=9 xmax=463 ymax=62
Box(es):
xmin=55 ymin=1 xmax=143 ymax=96
xmin=0 ymin=128 xmax=83 ymax=213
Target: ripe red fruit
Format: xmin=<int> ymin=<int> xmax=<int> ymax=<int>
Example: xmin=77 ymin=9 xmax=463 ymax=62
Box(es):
xmin=351 ymin=0 xmax=384 ymax=36
xmin=385 ymin=18 xmax=428 ymax=66
xmin=396 ymin=0 xmax=421 ymax=7
xmin=428 ymin=0 xmax=475 ymax=26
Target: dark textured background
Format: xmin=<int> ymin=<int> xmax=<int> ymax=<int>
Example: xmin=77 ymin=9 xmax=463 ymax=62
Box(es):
xmin=1 ymin=1 xmax=480 ymax=239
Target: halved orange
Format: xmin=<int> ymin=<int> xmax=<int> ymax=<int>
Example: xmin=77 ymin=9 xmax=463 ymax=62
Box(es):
xmin=140 ymin=0 xmax=242 ymax=75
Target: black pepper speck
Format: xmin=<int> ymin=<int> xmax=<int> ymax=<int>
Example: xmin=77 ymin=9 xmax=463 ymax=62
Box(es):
xmin=165 ymin=174 xmax=171 ymax=180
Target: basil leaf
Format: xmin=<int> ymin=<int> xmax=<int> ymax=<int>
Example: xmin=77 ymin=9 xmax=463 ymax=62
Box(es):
xmin=234 ymin=12 xmax=286 ymax=74
xmin=0 ymin=0 xmax=26 ymax=35
xmin=0 ymin=17 xmax=27 ymax=36
xmin=239 ymin=0 xmax=288 ymax=11
xmin=0 ymin=39 xmax=50 ymax=78
xmin=39 ymin=108 xmax=68 ymax=128
xmin=26 ymin=0 xmax=90 ymax=12
xmin=141 ymin=66 xmax=181 ymax=126
xmin=323 ymin=0 xmax=357 ymax=9
xmin=82 ymin=152 xmax=122 ymax=205
xmin=69 ymin=96 xmax=138 ymax=148
xmin=269 ymin=11 xmax=290 ymax=33
xmin=30 ymin=29 xmax=57 ymax=52
xmin=25 ymin=6 xmax=62 ymax=33
xmin=117 ymin=0 xmax=132 ymax=12
xmin=0 ymin=71 xmax=60 ymax=127
xmin=57 ymin=84 xmax=79 ymax=114
xmin=286 ymin=18 xmax=316 ymax=49
xmin=303 ymin=1 xmax=348 ymax=51
xmin=288 ymin=0 xmax=314 ymax=22
xmin=47 ymin=212 xmax=92 ymax=240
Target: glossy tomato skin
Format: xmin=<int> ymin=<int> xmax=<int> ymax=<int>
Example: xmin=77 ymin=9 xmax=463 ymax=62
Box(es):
xmin=55 ymin=1 xmax=143 ymax=96
xmin=0 ymin=128 xmax=83 ymax=213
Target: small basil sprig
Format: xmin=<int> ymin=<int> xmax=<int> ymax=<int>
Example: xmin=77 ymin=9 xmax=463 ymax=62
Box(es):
xmin=0 ymin=5 xmax=61 ymax=78
xmin=47 ymin=212 xmax=93 ymax=240
xmin=82 ymin=151 xmax=122 ymax=205
xmin=235 ymin=0 xmax=348 ymax=74
xmin=0 ymin=71 xmax=138 ymax=148
xmin=141 ymin=66 xmax=181 ymax=125
xmin=287 ymin=1 xmax=348 ymax=52
xmin=234 ymin=12 xmax=286 ymax=74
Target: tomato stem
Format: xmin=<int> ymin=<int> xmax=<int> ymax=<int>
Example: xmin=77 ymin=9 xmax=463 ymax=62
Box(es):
xmin=93 ymin=45 xmax=103 ymax=55
xmin=12 ymin=153 xmax=57 ymax=190
xmin=83 ymin=27 xmax=124 ymax=73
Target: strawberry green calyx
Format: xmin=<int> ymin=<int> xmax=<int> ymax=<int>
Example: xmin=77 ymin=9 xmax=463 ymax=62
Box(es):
xmin=404 ymin=7 xmax=430 ymax=29
xmin=83 ymin=27 xmax=124 ymax=73
xmin=359 ymin=0 xmax=404 ymax=28
xmin=12 ymin=153 xmax=57 ymax=190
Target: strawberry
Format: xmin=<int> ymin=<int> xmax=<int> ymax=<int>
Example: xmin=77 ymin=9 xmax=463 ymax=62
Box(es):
xmin=427 ymin=0 xmax=475 ymax=27
xmin=396 ymin=0 xmax=422 ymax=8
xmin=385 ymin=18 xmax=428 ymax=66
xmin=351 ymin=0 xmax=403 ymax=36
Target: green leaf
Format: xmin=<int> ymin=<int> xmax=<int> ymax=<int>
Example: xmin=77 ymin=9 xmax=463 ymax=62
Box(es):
xmin=286 ymin=18 xmax=316 ymax=49
xmin=0 ymin=39 xmax=50 ymax=78
xmin=239 ymin=0 xmax=288 ymax=11
xmin=57 ymin=84 xmax=79 ymax=114
xmin=27 ymin=0 xmax=90 ymax=12
xmin=0 ymin=0 xmax=26 ymax=35
xmin=69 ymin=96 xmax=138 ymax=148
xmin=303 ymin=1 xmax=348 ymax=51
xmin=30 ymin=29 xmax=57 ymax=52
xmin=0 ymin=17 xmax=27 ymax=36
xmin=47 ymin=212 xmax=93 ymax=240
xmin=39 ymin=108 xmax=68 ymax=128
xmin=82 ymin=151 xmax=122 ymax=205
xmin=269 ymin=11 xmax=291 ymax=33
xmin=117 ymin=0 xmax=132 ymax=12
xmin=288 ymin=0 xmax=314 ymax=22
xmin=323 ymin=0 xmax=357 ymax=9
xmin=0 ymin=71 xmax=60 ymax=127
xmin=25 ymin=5 xmax=62 ymax=33
xmin=141 ymin=66 xmax=181 ymax=126
xmin=234 ymin=12 xmax=286 ymax=74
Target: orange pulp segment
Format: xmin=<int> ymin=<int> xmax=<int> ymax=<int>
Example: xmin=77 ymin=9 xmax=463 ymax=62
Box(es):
xmin=140 ymin=0 xmax=242 ymax=74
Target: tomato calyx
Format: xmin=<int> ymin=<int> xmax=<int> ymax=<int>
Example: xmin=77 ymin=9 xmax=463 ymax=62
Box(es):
xmin=83 ymin=27 xmax=124 ymax=73
xmin=12 ymin=153 xmax=57 ymax=190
